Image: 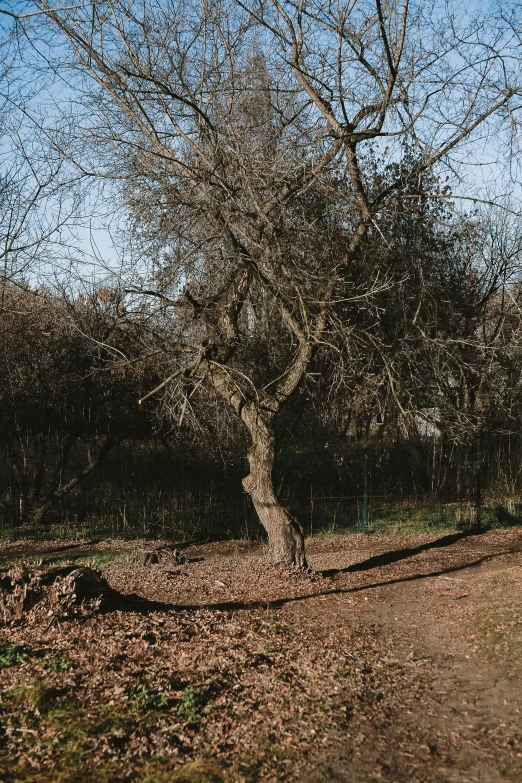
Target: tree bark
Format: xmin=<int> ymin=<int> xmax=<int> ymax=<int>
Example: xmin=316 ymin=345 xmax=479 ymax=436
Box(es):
xmin=241 ymin=406 xmax=307 ymax=567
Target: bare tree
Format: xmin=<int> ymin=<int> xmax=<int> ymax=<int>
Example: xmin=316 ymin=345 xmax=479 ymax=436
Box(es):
xmin=0 ymin=5 xmax=86 ymax=289
xmin=22 ymin=0 xmax=522 ymax=564
xmin=0 ymin=282 xmax=164 ymax=528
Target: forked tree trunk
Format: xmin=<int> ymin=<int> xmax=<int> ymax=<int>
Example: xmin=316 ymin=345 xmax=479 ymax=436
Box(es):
xmin=241 ymin=406 xmax=307 ymax=567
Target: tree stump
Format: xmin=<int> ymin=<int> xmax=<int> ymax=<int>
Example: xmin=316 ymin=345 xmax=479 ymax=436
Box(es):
xmin=59 ymin=567 xmax=111 ymax=604
xmin=138 ymin=550 xmax=160 ymax=566
xmin=0 ymin=564 xmax=114 ymax=619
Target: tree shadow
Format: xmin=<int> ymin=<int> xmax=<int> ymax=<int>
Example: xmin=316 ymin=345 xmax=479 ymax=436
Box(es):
xmin=0 ymin=535 xmax=217 ymax=565
xmin=319 ymin=528 xmax=484 ymax=578
xmin=106 ymin=547 xmax=517 ymax=616
xmin=37 ymin=540 xmax=104 ymax=556
xmin=162 ymin=535 xmax=228 ymax=551
xmin=0 ymin=539 xmax=103 ymax=564
xmin=494 ymin=506 xmax=522 ymax=527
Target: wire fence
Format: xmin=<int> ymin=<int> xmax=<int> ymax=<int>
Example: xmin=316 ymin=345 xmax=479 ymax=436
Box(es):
xmin=3 ymin=434 xmax=522 ymax=541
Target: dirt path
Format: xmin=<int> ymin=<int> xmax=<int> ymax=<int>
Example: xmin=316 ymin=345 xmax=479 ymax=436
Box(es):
xmin=285 ymin=533 xmax=522 ymax=782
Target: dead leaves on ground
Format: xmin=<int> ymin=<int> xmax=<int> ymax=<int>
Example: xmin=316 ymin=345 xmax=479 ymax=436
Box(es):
xmin=0 ymin=546 xmax=410 ymax=783
xmin=0 ymin=530 xmax=521 ymax=782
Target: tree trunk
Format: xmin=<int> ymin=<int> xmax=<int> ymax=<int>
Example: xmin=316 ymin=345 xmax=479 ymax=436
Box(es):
xmin=241 ymin=406 xmax=307 ymax=567
xmin=30 ymin=501 xmax=50 ymax=528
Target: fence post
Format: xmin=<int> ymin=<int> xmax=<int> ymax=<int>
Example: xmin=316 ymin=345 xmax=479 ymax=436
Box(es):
xmin=310 ymin=483 xmax=313 ymax=538
xmin=363 ymin=441 xmax=369 ymax=535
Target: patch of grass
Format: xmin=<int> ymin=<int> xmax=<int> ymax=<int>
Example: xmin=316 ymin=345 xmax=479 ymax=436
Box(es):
xmin=43 ymin=656 xmax=74 ymax=674
xmin=369 ymin=504 xmax=461 ymax=534
xmin=311 ymin=500 xmax=522 ymax=536
xmin=231 ymin=761 xmax=260 ymax=783
xmin=1 ymin=674 xmax=224 ymax=783
xmin=12 ymin=682 xmax=70 ymax=714
xmin=76 ymin=552 xmax=127 ymax=569
xmin=0 ymin=642 xmax=29 ymax=668
xmin=135 ymin=760 xmax=228 ymax=783
xmin=89 ymin=702 xmax=141 ymax=734
xmin=135 ymin=686 xmax=168 ymax=710
xmin=0 ymin=765 xmax=121 ymax=783
xmin=177 ymin=686 xmax=212 ymax=726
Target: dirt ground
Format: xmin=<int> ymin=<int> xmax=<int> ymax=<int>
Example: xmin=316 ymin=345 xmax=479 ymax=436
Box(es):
xmin=0 ymin=528 xmax=521 ymax=782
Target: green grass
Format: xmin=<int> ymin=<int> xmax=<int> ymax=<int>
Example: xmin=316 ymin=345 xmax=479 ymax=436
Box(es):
xmin=177 ymin=685 xmax=213 ymax=726
xmin=134 ymin=686 xmax=168 ymax=710
xmin=369 ymin=504 xmax=465 ymax=534
xmin=12 ymin=682 xmax=72 ymax=715
xmin=0 ymin=642 xmax=29 ymax=668
xmin=0 ymin=761 xmax=228 ymax=783
xmin=43 ymin=657 xmax=74 ymax=674
xmin=2 ymin=678 xmax=186 ymax=782
xmin=314 ymin=500 xmax=522 ymax=536
xmin=75 ymin=552 xmax=127 ymax=569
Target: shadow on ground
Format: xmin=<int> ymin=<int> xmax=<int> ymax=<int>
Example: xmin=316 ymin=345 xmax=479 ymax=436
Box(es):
xmin=108 ymin=536 xmax=519 ymax=616
xmin=320 ymin=528 xmax=482 ymax=577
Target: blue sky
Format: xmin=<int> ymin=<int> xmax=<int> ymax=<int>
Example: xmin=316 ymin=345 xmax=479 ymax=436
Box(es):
xmin=1 ymin=0 xmax=522 ymax=288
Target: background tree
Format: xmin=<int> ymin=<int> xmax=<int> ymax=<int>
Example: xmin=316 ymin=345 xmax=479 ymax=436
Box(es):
xmin=0 ymin=283 xmax=162 ymax=527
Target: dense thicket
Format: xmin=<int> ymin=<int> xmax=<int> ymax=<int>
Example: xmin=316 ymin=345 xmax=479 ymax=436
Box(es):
xmin=2 ymin=208 xmax=522 ymax=540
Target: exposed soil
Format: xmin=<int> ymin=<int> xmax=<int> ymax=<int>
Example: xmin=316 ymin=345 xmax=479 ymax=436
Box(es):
xmin=289 ymin=531 xmax=522 ymax=782
xmin=0 ymin=529 xmax=521 ymax=782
